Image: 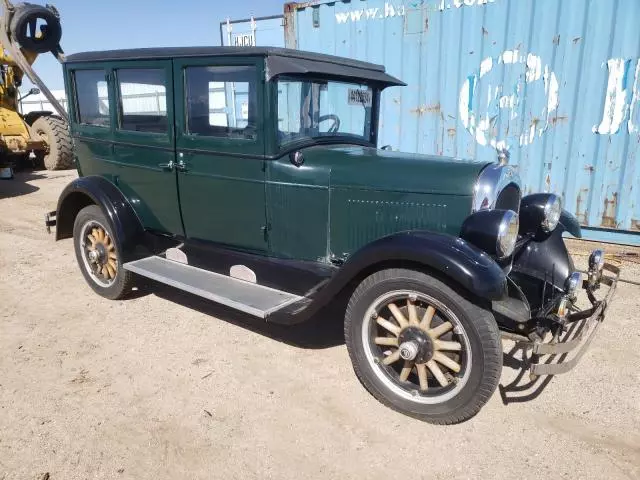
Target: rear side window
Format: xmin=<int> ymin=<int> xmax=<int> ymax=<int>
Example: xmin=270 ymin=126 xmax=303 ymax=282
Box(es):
xmin=117 ymin=68 xmax=168 ymax=134
xmin=74 ymin=69 xmax=110 ymax=127
xmin=185 ymin=65 xmax=257 ymax=139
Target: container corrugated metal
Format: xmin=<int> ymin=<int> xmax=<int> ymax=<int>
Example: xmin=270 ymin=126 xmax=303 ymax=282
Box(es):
xmin=284 ymin=0 xmax=640 ymax=244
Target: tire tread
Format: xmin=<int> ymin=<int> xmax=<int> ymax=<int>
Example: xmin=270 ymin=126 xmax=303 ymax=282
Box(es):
xmin=32 ymin=116 xmax=73 ymax=170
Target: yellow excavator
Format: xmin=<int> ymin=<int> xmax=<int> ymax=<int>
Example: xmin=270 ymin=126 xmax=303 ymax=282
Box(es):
xmin=0 ymin=0 xmax=71 ymax=179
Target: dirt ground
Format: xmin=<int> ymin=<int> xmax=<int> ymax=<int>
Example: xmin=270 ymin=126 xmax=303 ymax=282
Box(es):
xmin=1 ymin=170 xmax=639 ymax=480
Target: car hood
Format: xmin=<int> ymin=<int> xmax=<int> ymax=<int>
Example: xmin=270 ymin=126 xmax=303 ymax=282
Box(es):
xmin=304 ymin=144 xmax=489 ymax=196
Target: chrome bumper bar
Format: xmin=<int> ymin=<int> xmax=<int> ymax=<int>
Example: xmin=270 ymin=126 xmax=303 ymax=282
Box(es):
xmin=528 ymin=262 xmax=620 ymax=377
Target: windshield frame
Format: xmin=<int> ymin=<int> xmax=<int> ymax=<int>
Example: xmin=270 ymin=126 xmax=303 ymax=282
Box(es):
xmin=270 ymin=74 xmax=381 ymax=155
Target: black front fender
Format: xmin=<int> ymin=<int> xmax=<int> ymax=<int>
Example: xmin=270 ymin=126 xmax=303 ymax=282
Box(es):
xmin=56 ymin=176 xmax=144 ymax=261
xmin=339 ymin=231 xmax=507 ymax=300
xmin=270 ymin=231 xmax=507 ymax=324
xmin=559 ymin=209 xmax=582 ymax=238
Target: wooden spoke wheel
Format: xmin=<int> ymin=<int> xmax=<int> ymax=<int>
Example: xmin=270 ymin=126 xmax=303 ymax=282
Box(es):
xmin=364 ymin=291 xmax=472 ymax=403
xmin=73 ymin=205 xmax=134 ymax=300
xmin=344 ymin=268 xmax=502 ymax=424
xmin=81 ymin=222 xmax=118 ymax=286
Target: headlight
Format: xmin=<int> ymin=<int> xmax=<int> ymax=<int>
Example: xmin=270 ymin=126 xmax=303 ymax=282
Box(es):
xmin=564 ymin=271 xmax=582 ymax=295
xmin=497 ymin=210 xmax=519 ymax=258
xmin=460 ymin=209 xmax=519 ymax=259
xmin=542 ymin=195 xmax=561 ymax=232
xmin=587 ymin=249 xmax=605 ymax=288
xmin=519 ymin=193 xmax=562 ymax=235
xmin=588 ymin=249 xmax=605 ymax=272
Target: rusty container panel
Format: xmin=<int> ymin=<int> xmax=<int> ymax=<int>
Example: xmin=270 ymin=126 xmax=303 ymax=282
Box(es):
xmin=284 ymin=0 xmax=640 ymax=244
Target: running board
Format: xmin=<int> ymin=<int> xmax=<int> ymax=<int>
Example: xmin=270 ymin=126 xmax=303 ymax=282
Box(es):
xmin=123 ymin=256 xmax=303 ymax=318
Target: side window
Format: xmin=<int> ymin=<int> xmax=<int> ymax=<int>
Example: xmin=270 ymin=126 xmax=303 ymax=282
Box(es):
xmin=185 ymin=65 xmax=257 ymax=139
xmin=74 ymin=69 xmax=110 ymax=127
xmin=117 ymin=68 xmax=168 ymax=134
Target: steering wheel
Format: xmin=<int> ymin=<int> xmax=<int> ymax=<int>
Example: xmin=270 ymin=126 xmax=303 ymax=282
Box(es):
xmin=319 ymin=114 xmax=341 ymax=133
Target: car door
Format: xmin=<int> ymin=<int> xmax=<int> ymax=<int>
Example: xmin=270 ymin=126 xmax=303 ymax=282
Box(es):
xmin=110 ymin=60 xmax=183 ymax=235
xmin=173 ymin=57 xmax=267 ymax=252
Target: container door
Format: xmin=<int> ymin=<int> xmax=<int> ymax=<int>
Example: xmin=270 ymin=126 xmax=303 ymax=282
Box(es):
xmin=173 ymin=57 xmax=267 ymax=252
xmin=111 ymin=60 xmax=183 ymax=235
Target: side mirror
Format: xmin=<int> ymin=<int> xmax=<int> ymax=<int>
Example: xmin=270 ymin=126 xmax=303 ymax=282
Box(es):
xmin=29 ymin=88 xmax=41 ymax=95
xmin=289 ymin=150 xmax=304 ymax=167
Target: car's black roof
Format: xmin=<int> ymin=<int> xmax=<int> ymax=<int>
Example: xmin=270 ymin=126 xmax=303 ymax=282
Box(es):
xmin=66 ymin=46 xmax=381 ymax=71
xmin=65 ymin=46 xmax=406 ymax=87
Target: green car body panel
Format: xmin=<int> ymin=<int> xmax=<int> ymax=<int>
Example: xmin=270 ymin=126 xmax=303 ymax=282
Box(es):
xmin=62 ymin=51 xmax=487 ymax=266
xmin=267 ymin=145 xmax=487 ymax=262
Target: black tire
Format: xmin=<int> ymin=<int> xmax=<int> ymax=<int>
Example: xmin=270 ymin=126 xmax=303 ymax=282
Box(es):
xmin=31 ymin=116 xmax=73 ymax=170
xmin=344 ymin=268 xmax=502 ymax=425
xmin=10 ymin=4 xmax=62 ymax=54
xmin=73 ymin=205 xmax=135 ymax=300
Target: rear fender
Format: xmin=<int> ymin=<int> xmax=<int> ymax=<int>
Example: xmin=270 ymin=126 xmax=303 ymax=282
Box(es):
xmin=55 ymin=176 xmax=144 ymax=261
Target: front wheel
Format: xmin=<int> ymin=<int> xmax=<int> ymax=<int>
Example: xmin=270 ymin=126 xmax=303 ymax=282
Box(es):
xmin=344 ymin=268 xmax=502 ymax=424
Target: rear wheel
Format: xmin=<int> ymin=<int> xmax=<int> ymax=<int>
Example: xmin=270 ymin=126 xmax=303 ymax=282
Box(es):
xmin=344 ymin=268 xmax=502 ymax=424
xmin=31 ymin=115 xmax=73 ymax=170
xmin=73 ymin=205 xmax=135 ymax=300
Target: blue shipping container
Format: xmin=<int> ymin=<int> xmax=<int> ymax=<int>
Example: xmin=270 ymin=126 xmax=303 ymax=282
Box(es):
xmin=284 ymin=0 xmax=640 ymax=245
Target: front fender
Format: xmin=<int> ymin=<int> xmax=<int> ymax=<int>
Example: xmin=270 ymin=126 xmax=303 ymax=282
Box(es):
xmin=559 ymin=209 xmax=582 ymax=238
xmin=270 ymin=231 xmax=507 ymax=324
xmin=56 ymin=176 xmax=144 ymax=261
xmin=340 ymin=231 xmax=507 ymax=300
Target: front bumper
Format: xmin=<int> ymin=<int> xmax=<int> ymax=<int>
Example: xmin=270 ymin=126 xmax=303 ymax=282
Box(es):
xmin=517 ymin=262 xmax=619 ymax=377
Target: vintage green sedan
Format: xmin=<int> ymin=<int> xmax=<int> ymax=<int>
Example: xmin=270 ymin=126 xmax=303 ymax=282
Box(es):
xmin=46 ymin=47 xmax=618 ymax=424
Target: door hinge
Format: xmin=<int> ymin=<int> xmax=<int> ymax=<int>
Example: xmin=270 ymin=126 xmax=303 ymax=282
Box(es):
xmin=261 ymin=223 xmax=272 ymax=241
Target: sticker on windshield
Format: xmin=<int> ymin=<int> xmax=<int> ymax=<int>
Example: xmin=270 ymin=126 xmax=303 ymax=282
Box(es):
xmin=348 ymin=89 xmax=372 ymax=107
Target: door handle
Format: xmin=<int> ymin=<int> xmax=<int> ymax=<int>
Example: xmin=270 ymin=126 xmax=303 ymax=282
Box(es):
xmin=158 ymin=160 xmax=174 ymax=171
xmin=176 ymin=159 xmax=188 ymax=172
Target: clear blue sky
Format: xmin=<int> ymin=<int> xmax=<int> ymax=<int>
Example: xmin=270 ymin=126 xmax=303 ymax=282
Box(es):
xmin=26 ymin=0 xmax=285 ymax=90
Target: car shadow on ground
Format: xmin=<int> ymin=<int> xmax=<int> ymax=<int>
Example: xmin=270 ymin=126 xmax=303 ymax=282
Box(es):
xmin=499 ymin=342 xmax=556 ymax=405
xmin=498 ymin=319 xmax=588 ymax=405
xmin=133 ymin=280 xmax=574 ymax=403
xmin=0 ymin=171 xmax=44 ymax=199
xmin=146 ymin=281 xmax=346 ymax=350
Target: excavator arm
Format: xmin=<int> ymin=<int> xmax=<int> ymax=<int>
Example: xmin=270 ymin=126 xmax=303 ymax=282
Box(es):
xmin=0 ymin=0 xmax=67 ymax=121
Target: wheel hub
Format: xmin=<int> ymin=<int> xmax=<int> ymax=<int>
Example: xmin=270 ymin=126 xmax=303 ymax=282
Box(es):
xmin=88 ymin=249 xmax=100 ymax=263
xmin=398 ymin=326 xmax=434 ymax=364
xmin=89 ymin=243 xmax=107 ymax=265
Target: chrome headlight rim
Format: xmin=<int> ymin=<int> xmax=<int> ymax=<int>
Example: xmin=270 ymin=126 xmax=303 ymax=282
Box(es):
xmin=496 ymin=210 xmax=519 ymax=258
xmin=542 ymin=194 xmax=562 ymax=232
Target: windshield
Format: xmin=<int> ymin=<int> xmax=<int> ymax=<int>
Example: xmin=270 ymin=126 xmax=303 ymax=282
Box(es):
xmin=277 ymin=77 xmax=375 ymax=147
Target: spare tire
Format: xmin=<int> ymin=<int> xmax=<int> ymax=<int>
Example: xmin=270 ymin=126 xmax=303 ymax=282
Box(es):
xmin=31 ymin=116 xmax=73 ymax=170
xmin=9 ymin=3 xmax=62 ymax=54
